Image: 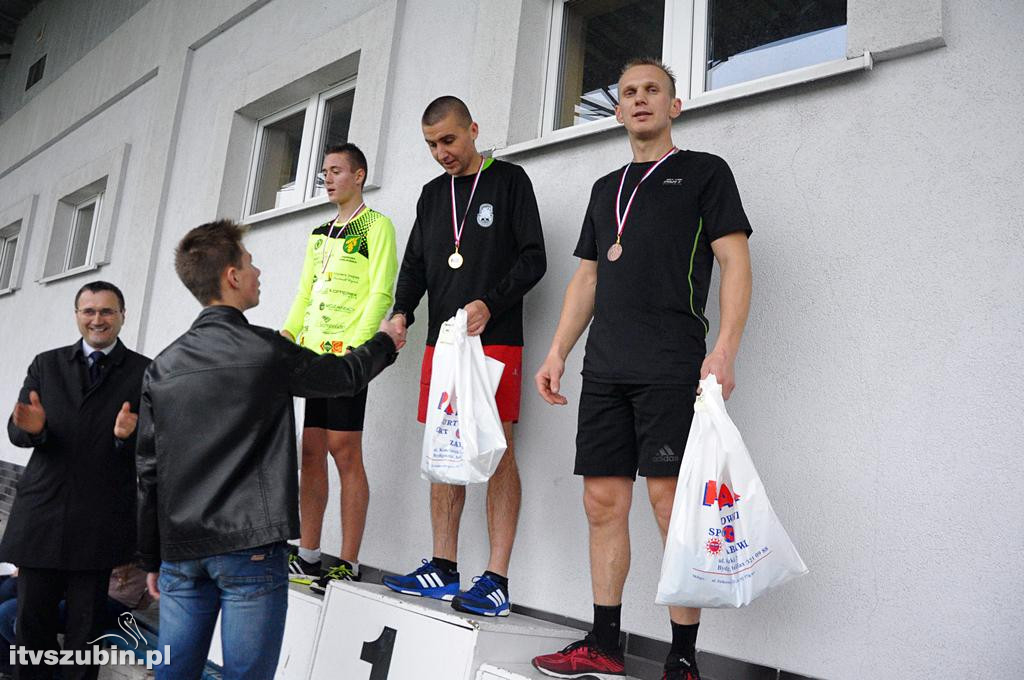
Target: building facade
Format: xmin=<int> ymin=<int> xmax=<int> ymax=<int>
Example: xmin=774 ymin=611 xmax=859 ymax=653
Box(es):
xmin=0 ymin=1 xmax=1021 ymax=677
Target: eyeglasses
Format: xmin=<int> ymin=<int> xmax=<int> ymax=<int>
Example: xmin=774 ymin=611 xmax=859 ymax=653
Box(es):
xmin=76 ymin=308 xmax=121 ymax=319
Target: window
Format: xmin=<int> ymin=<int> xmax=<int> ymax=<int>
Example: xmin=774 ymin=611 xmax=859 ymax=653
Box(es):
xmin=547 ymin=0 xmax=847 ymax=130
xmin=43 ymin=177 xmax=108 ymax=279
xmin=245 ymin=79 xmax=356 ymax=216
xmin=0 ymin=221 xmax=21 ymax=291
xmin=65 ymin=195 xmax=102 ymax=272
xmin=25 ymin=55 xmax=45 ymax=91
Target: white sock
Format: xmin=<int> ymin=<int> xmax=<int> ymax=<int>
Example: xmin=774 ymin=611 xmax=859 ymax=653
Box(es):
xmin=299 ymin=547 xmax=321 ymax=563
xmin=342 ymin=559 xmax=360 ymax=576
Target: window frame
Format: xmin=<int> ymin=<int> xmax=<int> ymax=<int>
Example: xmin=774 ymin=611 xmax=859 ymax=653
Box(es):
xmin=243 ymin=77 xmax=357 ymax=220
xmin=542 ymin=0 xmax=848 ymax=134
xmin=63 ymin=194 xmax=103 ymax=274
xmin=0 ymin=226 xmax=21 ymax=293
xmin=304 ymin=78 xmax=358 ymax=201
xmin=0 ymin=195 xmax=37 ymax=296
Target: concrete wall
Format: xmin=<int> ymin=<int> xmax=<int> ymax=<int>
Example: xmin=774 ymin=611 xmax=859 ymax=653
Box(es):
xmin=1 ymin=0 xmax=1021 ymax=677
xmin=0 ymin=0 xmax=151 ymax=122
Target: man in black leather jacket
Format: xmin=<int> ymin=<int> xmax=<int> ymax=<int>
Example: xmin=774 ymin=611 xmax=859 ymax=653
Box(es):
xmin=136 ymin=219 xmax=403 ymax=680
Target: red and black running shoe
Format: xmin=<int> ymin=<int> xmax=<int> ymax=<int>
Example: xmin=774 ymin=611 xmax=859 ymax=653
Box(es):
xmin=532 ymin=633 xmax=626 ymax=679
xmin=662 ymin=654 xmax=701 ymax=680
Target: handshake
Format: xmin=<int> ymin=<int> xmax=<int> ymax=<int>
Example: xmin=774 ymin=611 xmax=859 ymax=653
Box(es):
xmin=378 ymin=316 xmax=407 ymax=351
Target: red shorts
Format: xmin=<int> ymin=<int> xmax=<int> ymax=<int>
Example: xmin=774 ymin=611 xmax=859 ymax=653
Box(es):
xmin=418 ymin=344 xmax=522 ymax=424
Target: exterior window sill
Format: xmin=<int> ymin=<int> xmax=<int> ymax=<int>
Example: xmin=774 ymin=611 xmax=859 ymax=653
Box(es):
xmin=495 ymin=52 xmax=873 ymax=159
xmin=243 ymin=195 xmax=332 ymax=227
xmin=242 ymin=181 xmax=381 ymax=227
xmin=38 ymin=262 xmax=101 ymax=284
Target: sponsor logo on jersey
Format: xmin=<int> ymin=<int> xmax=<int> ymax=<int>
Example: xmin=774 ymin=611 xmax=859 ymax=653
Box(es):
xmin=662 ymin=178 xmax=684 ymax=185
xmin=319 ymin=340 xmax=345 ymax=354
xmin=343 ymin=235 xmax=362 ymax=254
xmin=477 ymin=203 xmax=494 ymax=227
xmin=314 ymin=238 xmax=324 ymax=250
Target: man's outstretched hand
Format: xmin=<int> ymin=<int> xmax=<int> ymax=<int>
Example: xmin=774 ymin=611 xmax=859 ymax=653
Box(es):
xmin=12 ymin=391 xmax=45 ymax=435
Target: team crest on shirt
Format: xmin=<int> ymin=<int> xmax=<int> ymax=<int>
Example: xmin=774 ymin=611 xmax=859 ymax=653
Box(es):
xmin=343 ymin=235 xmax=362 ymax=254
xmin=477 ymin=203 xmax=494 ymax=227
xmin=314 ymin=238 xmax=324 ymax=249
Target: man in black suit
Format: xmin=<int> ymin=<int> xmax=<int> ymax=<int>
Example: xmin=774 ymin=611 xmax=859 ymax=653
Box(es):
xmin=2 ymin=281 xmax=150 ymax=680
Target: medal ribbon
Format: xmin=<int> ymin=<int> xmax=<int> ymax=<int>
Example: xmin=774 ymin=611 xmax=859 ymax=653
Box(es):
xmin=614 ymin=147 xmax=678 ymax=244
xmin=450 ymin=157 xmax=485 ymax=254
xmin=320 ymin=202 xmax=365 ymax=276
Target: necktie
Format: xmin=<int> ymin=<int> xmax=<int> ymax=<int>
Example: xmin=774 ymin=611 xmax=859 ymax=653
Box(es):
xmin=88 ymin=351 xmax=104 ymax=386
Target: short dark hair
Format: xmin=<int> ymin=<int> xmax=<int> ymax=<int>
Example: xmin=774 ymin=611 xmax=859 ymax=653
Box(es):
xmin=75 ymin=281 xmax=125 ymax=311
xmin=620 ymin=57 xmax=677 ymax=98
xmin=323 ymin=143 xmax=368 ymax=186
xmin=421 ymin=96 xmax=472 ymax=128
xmin=175 ymin=219 xmax=248 ymax=305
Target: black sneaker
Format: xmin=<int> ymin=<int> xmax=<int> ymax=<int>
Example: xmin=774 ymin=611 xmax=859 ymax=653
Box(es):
xmin=662 ymin=654 xmax=700 ymax=680
xmin=310 ymin=560 xmax=360 ymax=594
xmin=288 ymin=553 xmax=321 ymax=585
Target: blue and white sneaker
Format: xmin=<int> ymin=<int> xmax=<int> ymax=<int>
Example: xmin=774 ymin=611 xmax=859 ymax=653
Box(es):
xmin=451 ymin=574 xmax=510 ymax=617
xmin=382 ymin=559 xmax=460 ymax=601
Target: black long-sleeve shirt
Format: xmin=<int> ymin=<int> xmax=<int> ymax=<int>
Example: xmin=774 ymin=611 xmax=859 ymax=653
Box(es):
xmin=393 ymin=158 xmax=546 ymax=346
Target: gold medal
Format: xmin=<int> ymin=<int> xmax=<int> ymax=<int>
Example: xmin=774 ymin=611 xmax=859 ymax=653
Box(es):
xmin=448 ymin=251 xmax=464 ymax=269
xmin=607 ymin=243 xmax=623 ymax=261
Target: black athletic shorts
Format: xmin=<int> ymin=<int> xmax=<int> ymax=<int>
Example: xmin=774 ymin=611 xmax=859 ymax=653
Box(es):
xmin=574 ymin=381 xmax=697 ymax=478
xmin=303 ymin=388 xmax=368 ymax=431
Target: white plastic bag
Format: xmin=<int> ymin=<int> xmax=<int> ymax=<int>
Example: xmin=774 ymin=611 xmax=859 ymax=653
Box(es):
xmin=656 ymin=375 xmax=807 ymax=608
xmin=420 ymin=310 xmax=507 ymax=485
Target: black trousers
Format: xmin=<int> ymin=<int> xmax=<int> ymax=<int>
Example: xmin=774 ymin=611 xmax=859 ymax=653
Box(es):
xmin=14 ymin=567 xmax=112 ymax=680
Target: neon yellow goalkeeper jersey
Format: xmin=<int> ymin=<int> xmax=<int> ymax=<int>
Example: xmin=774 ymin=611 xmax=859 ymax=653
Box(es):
xmin=283 ymin=207 xmax=398 ymax=354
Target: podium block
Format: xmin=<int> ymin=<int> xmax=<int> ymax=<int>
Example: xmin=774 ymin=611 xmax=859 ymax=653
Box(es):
xmin=208 ymin=583 xmax=323 ymax=679
xmin=307 ymin=582 xmax=582 ymax=680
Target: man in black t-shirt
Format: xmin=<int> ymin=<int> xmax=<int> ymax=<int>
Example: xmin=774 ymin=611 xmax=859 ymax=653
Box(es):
xmin=383 ymin=96 xmax=546 ymax=618
xmin=533 ymin=59 xmax=752 ymax=680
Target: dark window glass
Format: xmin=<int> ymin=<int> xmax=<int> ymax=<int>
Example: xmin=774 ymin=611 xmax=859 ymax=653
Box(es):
xmin=68 ymin=202 xmax=97 ymax=270
xmin=25 ymin=55 xmax=46 ymax=90
xmin=705 ymin=0 xmax=847 ymax=91
xmin=251 ymin=109 xmax=306 ymax=214
xmin=312 ymin=89 xmax=355 ymax=197
xmin=0 ymin=233 xmax=18 ymax=289
xmin=557 ymin=0 xmax=664 ymax=129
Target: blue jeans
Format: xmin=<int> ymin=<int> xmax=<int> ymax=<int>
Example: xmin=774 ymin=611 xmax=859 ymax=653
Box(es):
xmin=155 ymin=542 xmax=289 ymax=680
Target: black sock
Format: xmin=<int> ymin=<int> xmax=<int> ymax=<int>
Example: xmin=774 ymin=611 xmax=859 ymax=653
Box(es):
xmin=482 ymin=570 xmax=508 ymax=588
xmin=431 ymin=557 xmax=458 ymax=573
xmin=592 ymin=604 xmax=622 ymax=651
xmin=670 ymin=621 xmax=699 ymax=661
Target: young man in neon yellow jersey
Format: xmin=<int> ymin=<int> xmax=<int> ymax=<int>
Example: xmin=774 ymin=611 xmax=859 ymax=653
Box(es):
xmin=281 ymin=143 xmax=398 ymax=591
